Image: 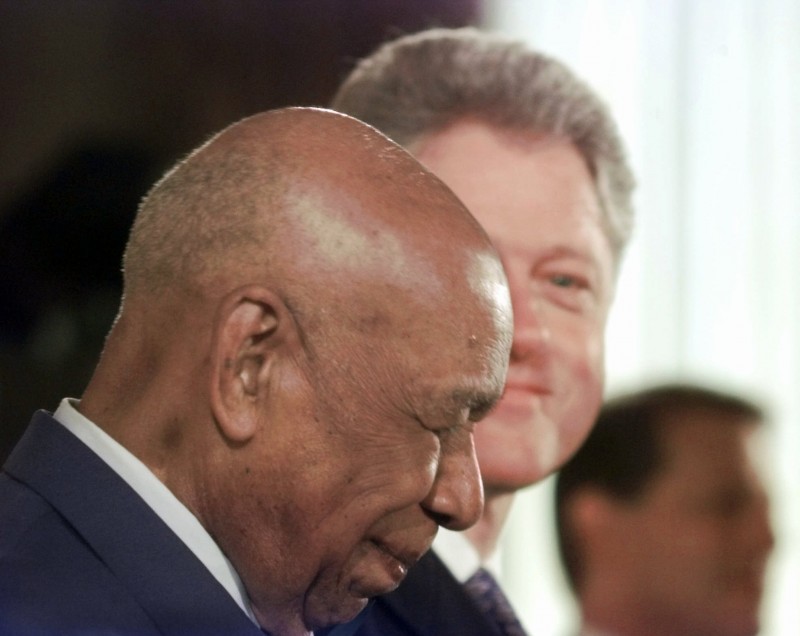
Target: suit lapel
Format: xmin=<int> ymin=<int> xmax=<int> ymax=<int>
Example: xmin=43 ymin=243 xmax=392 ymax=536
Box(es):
xmin=5 ymin=411 xmax=262 ymax=635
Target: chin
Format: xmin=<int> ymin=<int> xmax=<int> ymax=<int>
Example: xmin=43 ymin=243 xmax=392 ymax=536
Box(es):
xmin=306 ymin=594 xmax=369 ymax=633
xmin=723 ymin=607 xmax=762 ymax=636
xmin=717 ymin=620 xmax=760 ymax=636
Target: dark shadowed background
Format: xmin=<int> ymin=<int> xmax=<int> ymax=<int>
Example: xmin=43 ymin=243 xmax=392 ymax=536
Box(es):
xmin=0 ymin=0 xmax=484 ymax=459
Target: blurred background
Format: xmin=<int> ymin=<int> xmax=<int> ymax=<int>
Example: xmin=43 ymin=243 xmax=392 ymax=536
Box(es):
xmin=1 ymin=1 xmax=797 ymax=635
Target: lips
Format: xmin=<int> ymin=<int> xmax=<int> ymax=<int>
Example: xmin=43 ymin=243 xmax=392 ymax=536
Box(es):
xmin=496 ymin=377 xmax=552 ymax=416
xmin=372 ymin=539 xmax=423 ymax=575
xmin=361 ymin=537 xmax=430 ymax=594
xmin=501 ymin=373 xmax=554 ymax=397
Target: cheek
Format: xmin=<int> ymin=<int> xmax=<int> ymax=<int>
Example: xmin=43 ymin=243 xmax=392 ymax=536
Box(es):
xmin=299 ymin=441 xmax=441 ymax=603
xmin=323 ymin=435 xmax=441 ymax=526
xmin=551 ymin=320 xmax=605 ymax=449
xmin=565 ymin=320 xmax=604 ymax=385
xmin=562 ymin=317 xmax=605 ymax=380
xmin=642 ymin=513 xmax=723 ymax=582
xmin=627 ymin=515 xmax=711 ymax=593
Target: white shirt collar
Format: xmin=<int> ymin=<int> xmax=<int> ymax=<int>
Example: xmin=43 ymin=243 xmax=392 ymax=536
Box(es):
xmin=432 ymin=527 xmax=503 ymax=583
xmin=53 ymin=398 xmax=257 ymax=624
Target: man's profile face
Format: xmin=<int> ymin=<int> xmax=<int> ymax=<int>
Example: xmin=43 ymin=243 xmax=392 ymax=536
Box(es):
xmin=223 ymin=245 xmax=511 ymax=633
xmin=412 ymin=120 xmax=614 ymax=492
xmin=617 ymin=414 xmax=775 ymax=636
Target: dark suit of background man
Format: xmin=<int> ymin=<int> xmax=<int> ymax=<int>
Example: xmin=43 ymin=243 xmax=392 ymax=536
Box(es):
xmin=327 ymin=27 xmax=636 ymax=636
xmin=0 ymin=107 xmax=514 ymax=636
xmin=555 ymin=383 xmax=775 ymax=636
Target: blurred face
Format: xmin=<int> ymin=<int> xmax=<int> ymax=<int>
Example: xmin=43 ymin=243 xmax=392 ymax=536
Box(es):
xmin=213 ymin=249 xmax=511 ymax=635
xmin=614 ymin=414 xmax=775 ymax=636
xmin=412 ymin=121 xmax=614 ymax=491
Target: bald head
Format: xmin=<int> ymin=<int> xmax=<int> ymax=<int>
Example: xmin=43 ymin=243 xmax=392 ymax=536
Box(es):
xmin=79 ymin=107 xmax=513 ymax=634
xmin=123 ymin=107 xmax=487 ymax=305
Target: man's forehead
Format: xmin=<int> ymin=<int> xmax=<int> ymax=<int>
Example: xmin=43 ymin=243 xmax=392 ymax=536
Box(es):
xmin=286 ymin=184 xmax=501 ymax=302
xmin=466 ymin=250 xmax=510 ymax=294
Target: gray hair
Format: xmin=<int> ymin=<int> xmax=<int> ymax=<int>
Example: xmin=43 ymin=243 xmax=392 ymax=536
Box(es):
xmin=331 ymin=27 xmax=636 ymax=264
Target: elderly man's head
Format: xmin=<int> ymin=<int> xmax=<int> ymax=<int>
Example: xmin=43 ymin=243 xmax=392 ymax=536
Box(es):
xmin=80 ymin=108 xmax=512 ymax=635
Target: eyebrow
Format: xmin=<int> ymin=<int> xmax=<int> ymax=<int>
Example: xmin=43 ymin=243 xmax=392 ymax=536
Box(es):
xmin=537 ymin=245 xmax=600 ymax=265
xmin=501 ymin=242 xmax=604 ymax=272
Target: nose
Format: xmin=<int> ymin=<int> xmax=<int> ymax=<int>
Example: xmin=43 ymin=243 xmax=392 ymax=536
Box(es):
xmin=506 ymin=266 xmax=550 ymax=362
xmin=750 ymin=496 xmax=776 ymax=556
xmin=421 ymin=431 xmax=483 ymax=530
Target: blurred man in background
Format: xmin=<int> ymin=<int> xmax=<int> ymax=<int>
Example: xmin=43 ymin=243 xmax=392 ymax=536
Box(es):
xmin=555 ymin=383 xmax=775 ymax=636
xmin=329 ymin=27 xmax=635 ymax=636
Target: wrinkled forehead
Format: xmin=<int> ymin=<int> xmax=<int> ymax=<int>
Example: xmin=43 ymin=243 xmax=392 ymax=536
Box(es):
xmin=287 ymin=180 xmax=506 ymax=301
xmin=464 ymin=251 xmax=513 ymax=327
xmin=284 ymin=176 xmax=512 ymax=385
xmin=382 ymin=248 xmax=511 ymax=397
xmin=288 ymin=187 xmax=426 ymax=287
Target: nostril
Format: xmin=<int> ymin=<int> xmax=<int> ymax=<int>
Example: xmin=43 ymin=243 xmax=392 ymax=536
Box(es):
xmin=421 ymin=441 xmax=484 ymax=530
xmin=420 ymin=486 xmax=480 ymax=531
xmin=423 ymin=509 xmax=455 ymax=528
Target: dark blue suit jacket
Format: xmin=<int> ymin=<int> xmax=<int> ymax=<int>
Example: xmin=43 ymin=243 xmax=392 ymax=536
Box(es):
xmin=0 ymin=411 xmax=366 ymax=636
xmin=323 ymin=550 xmax=505 ymax=636
xmin=0 ymin=411 xmax=263 ymax=635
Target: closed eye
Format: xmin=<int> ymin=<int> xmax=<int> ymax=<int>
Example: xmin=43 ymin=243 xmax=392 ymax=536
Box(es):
xmin=415 ymin=391 xmax=498 ymax=434
xmin=467 ymin=398 xmax=496 ymax=422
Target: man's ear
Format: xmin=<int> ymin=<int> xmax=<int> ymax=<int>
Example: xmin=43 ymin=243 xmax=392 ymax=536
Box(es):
xmin=567 ymin=487 xmax=618 ymax=545
xmin=210 ymin=285 xmax=298 ymax=443
xmin=569 ymin=487 xmax=644 ymax=570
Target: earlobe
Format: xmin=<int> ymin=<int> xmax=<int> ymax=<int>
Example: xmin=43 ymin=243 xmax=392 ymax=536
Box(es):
xmin=210 ymin=286 xmax=287 ymax=443
xmin=570 ymin=488 xmax=616 ymax=539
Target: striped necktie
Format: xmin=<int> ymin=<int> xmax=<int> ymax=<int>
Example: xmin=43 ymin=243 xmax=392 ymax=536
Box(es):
xmin=463 ymin=567 xmax=528 ymax=636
